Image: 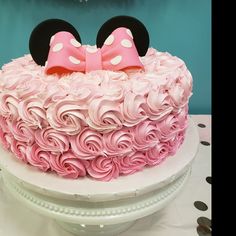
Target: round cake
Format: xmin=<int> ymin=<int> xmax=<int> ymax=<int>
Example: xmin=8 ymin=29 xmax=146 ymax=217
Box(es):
xmin=0 ymin=16 xmax=192 ymax=181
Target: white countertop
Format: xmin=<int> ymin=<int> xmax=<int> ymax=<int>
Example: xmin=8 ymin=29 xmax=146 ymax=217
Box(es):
xmin=0 ymin=115 xmax=211 ymax=236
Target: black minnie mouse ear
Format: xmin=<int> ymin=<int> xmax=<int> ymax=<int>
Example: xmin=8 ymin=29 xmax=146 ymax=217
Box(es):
xmin=96 ymin=15 xmax=149 ymax=56
xmin=29 ymin=19 xmax=81 ymax=66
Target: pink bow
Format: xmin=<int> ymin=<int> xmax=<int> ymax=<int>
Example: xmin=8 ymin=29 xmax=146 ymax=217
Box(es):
xmin=45 ymin=27 xmax=143 ymax=74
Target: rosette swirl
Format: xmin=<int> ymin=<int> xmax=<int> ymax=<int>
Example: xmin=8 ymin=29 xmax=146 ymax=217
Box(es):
xmin=1 ymin=73 xmax=31 ymax=90
xmin=50 ymin=151 xmax=88 ymax=178
xmin=47 ymin=99 xmax=87 ymax=135
xmin=0 ymin=129 xmax=12 ymax=150
xmin=8 ymin=119 xmax=35 ymax=145
xmin=120 ymin=152 xmax=147 ymax=175
xmin=26 ymin=143 xmax=52 ymax=171
xmin=87 ymin=156 xmax=120 ymax=181
xmin=103 ymin=128 xmax=134 ymax=156
xmin=100 ymin=81 xmax=125 ymax=102
xmin=43 ymin=83 xmax=69 ymax=108
xmin=18 ymin=97 xmax=48 ymax=128
xmin=157 ymin=114 xmax=181 ymax=141
xmin=0 ymin=92 xmax=19 ymax=119
xmin=167 ymin=130 xmax=185 ymax=155
xmin=70 ymin=128 xmax=104 ymax=160
xmin=10 ymin=139 xmax=28 ymax=163
xmin=133 ymin=120 xmax=159 ymax=150
xmin=146 ymin=143 xmax=170 ymax=166
xmin=87 ymin=98 xmax=123 ymax=132
xmin=0 ymin=115 xmax=10 ymax=133
xmin=145 ymin=89 xmax=172 ymax=121
xmin=122 ymin=92 xmax=147 ymax=127
xmin=17 ymin=79 xmax=45 ymax=99
xmin=35 ymin=127 xmax=69 ymax=153
xmin=169 ymin=84 xmax=187 ymax=109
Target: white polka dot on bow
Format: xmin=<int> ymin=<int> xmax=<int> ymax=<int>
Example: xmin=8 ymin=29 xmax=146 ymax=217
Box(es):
xmin=52 ymin=43 xmax=63 ymax=52
xmin=121 ymin=39 xmax=132 ymax=48
xmin=104 ymin=34 xmax=114 ymax=46
xmin=69 ymin=56 xmax=80 ymax=64
xmin=70 ymin=38 xmax=81 ymax=48
xmin=110 ymin=55 xmax=122 ymax=65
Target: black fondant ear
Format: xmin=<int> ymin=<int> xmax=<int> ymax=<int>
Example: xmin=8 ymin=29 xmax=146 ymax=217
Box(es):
xmin=96 ymin=15 xmax=149 ymax=56
xmin=29 ymin=19 xmax=81 ymax=66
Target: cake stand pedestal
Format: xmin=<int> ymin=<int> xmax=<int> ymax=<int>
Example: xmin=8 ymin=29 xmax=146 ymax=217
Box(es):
xmin=0 ymin=119 xmax=199 ymax=236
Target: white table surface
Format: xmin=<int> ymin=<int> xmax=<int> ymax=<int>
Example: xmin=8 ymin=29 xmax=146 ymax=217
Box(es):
xmin=0 ymin=115 xmax=211 ymax=236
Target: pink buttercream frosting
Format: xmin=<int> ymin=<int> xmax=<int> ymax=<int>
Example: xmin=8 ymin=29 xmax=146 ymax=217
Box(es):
xmin=87 ymin=156 xmax=120 ymax=181
xmin=50 ymin=151 xmax=88 ymax=178
xmin=35 ymin=127 xmax=70 ymax=153
xmin=0 ymin=48 xmax=193 ymax=181
xmin=70 ymin=128 xmax=104 ymax=160
xmin=120 ymin=152 xmax=147 ymax=175
xmin=26 ymin=143 xmax=52 ymax=171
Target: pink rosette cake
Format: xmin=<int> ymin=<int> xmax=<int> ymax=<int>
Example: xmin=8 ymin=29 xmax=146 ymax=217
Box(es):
xmin=0 ymin=16 xmax=192 ymax=181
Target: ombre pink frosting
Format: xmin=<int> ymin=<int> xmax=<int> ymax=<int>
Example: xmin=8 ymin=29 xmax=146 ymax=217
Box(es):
xmin=0 ymin=48 xmax=193 ymax=181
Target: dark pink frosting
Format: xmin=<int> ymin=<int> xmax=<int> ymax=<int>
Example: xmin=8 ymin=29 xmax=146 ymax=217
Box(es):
xmin=132 ymin=120 xmax=159 ymax=150
xmin=70 ymin=128 xmax=104 ymax=159
xmin=35 ymin=127 xmax=69 ymax=153
xmin=145 ymin=143 xmax=170 ymax=166
xmin=87 ymin=156 xmax=120 ymax=181
xmin=8 ymin=119 xmax=35 ymax=145
xmin=120 ymin=152 xmax=147 ymax=175
xmin=26 ymin=143 xmax=52 ymax=171
xmin=50 ymin=151 xmax=88 ymax=178
xmin=10 ymin=139 xmax=28 ymax=163
xmin=103 ymin=128 xmax=133 ymax=156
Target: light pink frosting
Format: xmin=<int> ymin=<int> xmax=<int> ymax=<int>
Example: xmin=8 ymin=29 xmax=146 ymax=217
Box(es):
xmin=87 ymin=98 xmax=123 ymax=132
xmin=0 ymin=91 xmax=19 ymax=119
xmin=0 ymin=49 xmax=192 ymax=132
xmin=122 ymin=92 xmax=147 ymax=126
xmin=47 ymin=98 xmax=87 ymax=135
xmin=18 ymin=97 xmax=48 ymax=128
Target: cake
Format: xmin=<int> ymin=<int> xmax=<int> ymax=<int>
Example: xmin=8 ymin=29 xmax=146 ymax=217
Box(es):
xmin=0 ymin=16 xmax=192 ymax=181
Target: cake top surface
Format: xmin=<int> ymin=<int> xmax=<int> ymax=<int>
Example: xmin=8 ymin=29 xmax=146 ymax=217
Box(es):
xmin=0 ymin=48 xmax=192 ymax=133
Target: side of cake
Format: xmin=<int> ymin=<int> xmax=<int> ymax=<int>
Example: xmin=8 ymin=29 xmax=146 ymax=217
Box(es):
xmin=0 ymin=16 xmax=192 ymax=181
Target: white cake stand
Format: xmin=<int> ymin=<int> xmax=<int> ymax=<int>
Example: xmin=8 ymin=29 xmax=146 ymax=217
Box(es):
xmin=0 ymin=118 xmax=199 ymax=236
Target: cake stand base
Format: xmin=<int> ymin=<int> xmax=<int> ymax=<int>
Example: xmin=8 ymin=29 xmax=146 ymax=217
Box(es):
xmin=2 ymin=167 xmax=190 ymax=236
xmin=0 ymin=119 xmax=199 ymax=236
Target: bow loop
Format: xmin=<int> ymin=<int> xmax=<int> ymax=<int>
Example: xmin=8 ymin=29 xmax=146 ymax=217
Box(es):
xmin=45 ymin=27 xmax=143 ymax=74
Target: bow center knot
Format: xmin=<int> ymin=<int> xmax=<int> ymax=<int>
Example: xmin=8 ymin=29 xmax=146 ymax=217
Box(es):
xmin=85 ymin=46 xmax=102 ymax=72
